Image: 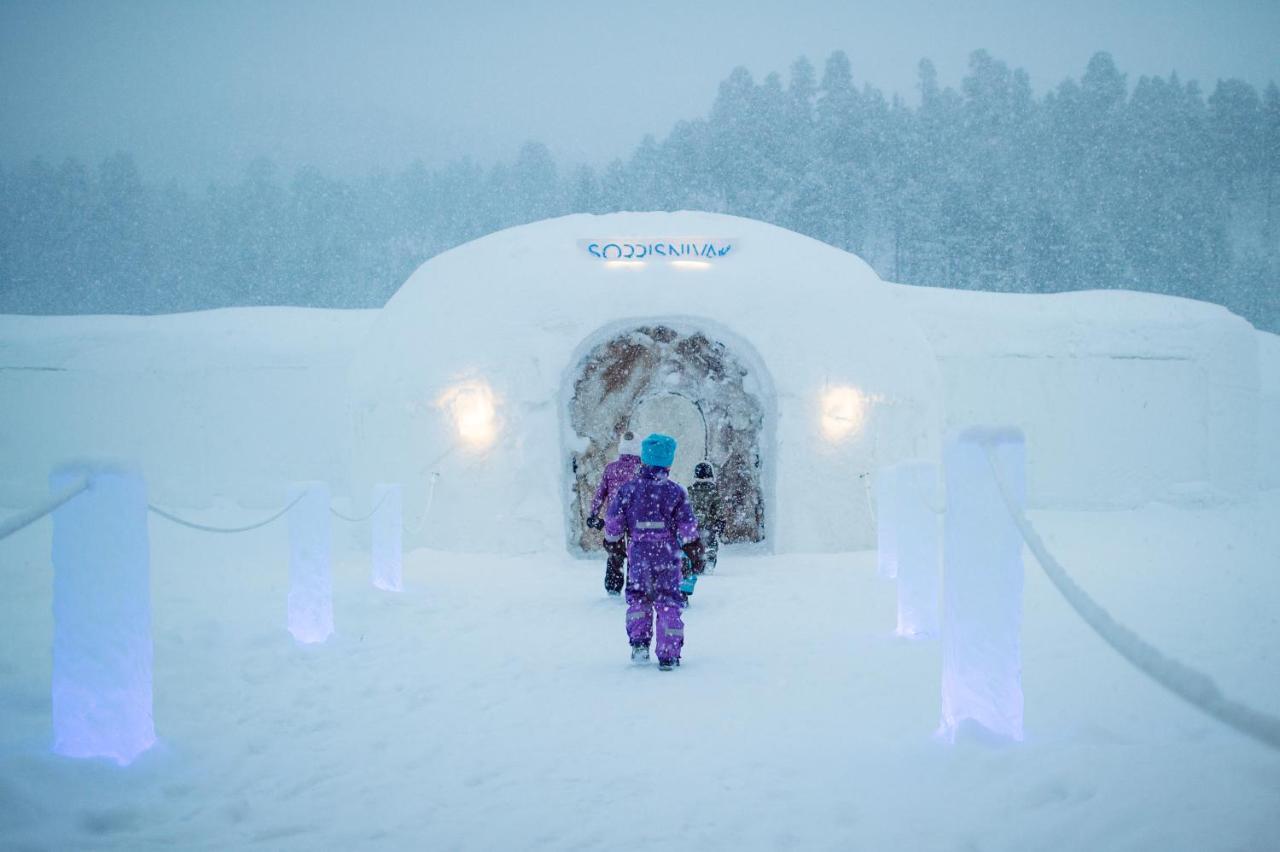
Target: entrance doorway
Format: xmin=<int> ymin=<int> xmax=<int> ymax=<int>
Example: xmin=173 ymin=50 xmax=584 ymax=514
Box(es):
xmin=566 ymin=323 xmax=768 ymax=552
xmin=629 ymin=393 xmax=707 ymax=489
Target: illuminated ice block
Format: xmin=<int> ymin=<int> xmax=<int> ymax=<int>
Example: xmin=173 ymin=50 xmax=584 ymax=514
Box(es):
xmin=875 ymin=470 xmax=899 ymax=580
xmin=288 ymin=482 xmax=333 ymax=643
xmin=50 ymin=465 xmax=155 ymax=765
xmin=891 ymin=461 xmax=942 ymax=639
xmin=370 ymin=483 xmax=403 ymax=592
xmin=938 ymin=428 xmax=1026 ymax=743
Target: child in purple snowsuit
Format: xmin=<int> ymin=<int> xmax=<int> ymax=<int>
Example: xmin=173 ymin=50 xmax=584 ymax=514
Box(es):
xmin=587 ymin=431 xmax=643 ymax=595
xmin=604 ymin=433 xmax=705 ymax=670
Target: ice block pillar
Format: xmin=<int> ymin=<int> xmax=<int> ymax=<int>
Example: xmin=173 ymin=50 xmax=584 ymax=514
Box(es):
xmin=288 ymin=482 xmax=333 ymax=643
xmin=50 ymin=465 xmax=155 ymax=765
xmin=892 ymin=461 xmax=942 ymax=639
xmin=370 ymin=483 xmax=403 ymax=592
xmin=939 ymin=428 xmax=1027 ymax=743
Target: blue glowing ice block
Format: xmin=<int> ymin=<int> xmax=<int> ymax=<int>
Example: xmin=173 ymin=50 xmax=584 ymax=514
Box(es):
xmin=370 ymin=483 xmax=402 ymax=592
xmin=50 ymin=465 xmax=155 ymax=765
xmin=288 ymin=482 xmax=333 ymax=643
xmin=939 ymin=428 xmax=1026 ymax=743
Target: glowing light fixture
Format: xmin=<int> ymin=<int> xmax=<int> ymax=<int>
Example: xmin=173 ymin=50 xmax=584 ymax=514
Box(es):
xmin=670 ymin=260 xmax=711 ymax=270
xmin=604 ymin=260 xmax=646 ymax=269
xmin=820 ymin=385 xmax=867 ymax=441
xmin=440 ymin=381 xmax=498 ymax=448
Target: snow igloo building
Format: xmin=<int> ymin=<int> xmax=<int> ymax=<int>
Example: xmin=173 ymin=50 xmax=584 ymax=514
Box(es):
xmin=348 ymin=212 xmax=944 ymax=555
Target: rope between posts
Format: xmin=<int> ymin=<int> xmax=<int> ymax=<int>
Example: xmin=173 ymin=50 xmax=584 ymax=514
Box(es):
xmin=0 ymin=477 xmax=90 ymax=542
xmin=982 ymin=445 xmax=1280 ymax=753
xmin=329 ymin=489 xmax=392 ymax=523
xmin=147 ymin=491 xmax=307 ymax=534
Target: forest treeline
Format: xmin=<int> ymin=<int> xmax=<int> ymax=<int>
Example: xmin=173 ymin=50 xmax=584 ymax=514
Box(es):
xmin=2 ymin=50 xmax=1277 ymax=331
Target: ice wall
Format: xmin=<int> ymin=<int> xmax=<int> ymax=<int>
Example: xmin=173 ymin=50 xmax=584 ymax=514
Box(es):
xmin=874 ymin=470 xmax=899 ymax=580
xmin=899 ymin=286 xmax=1263 ymax=508
xmin=939 ymin=429 xmax=1025 ymax=743
xmin=0 ymin=309 xmax=376 ymax=511
xmin=371 ymin=483 xmax=403 ymax=592
xmin=347 ymin=212 xmax=945 ymax=556
xmin=50 ymin=465 xmax=155 ymax=765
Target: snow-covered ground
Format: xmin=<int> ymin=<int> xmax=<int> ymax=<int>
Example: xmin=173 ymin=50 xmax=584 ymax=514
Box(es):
xmin=3 ymin=492 xmax=1278 ymax=850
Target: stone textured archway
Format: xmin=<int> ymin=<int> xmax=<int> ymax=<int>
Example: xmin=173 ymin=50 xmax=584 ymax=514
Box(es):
xmin=568 ymin=324 xmax=766 ymax=552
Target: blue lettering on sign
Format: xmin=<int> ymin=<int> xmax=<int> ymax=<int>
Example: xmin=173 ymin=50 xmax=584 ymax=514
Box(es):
xmin=579 ymin=238 xmax=738 ymax=261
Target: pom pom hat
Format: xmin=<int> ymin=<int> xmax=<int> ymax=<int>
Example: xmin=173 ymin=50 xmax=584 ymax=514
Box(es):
xmin=641 ymin=433 xmax=677 ymax=469
xmin=618 ymin=431 xmax=641 ymax=457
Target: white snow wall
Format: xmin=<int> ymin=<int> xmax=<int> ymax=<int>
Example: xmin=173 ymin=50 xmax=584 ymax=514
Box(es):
xmin=346 ymin=212 xmax=945 ymax=555
xmin=899 ymin=286 xmax=1272 ymax=508
xmin=0 ymin=309 xmax=376 ymax=511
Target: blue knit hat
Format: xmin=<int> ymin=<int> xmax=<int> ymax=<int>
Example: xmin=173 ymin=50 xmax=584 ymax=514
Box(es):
xmin=641 ymin=433 xmax=677 ymax=468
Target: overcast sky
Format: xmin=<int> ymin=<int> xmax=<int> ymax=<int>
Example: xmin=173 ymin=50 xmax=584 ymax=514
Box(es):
xmin=2 ymin=0 xmax=1278 ymax=186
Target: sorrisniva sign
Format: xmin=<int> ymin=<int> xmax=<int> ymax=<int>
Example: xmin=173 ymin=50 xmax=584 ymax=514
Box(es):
xmin=579 ymin=238 xmax=737 ymax=261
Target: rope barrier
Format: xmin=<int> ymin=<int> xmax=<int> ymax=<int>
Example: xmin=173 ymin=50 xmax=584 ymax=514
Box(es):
xmin=329 ymin=489 xmax=392 ymax=523
xmin=147 ymin=491 xmax=307 ymax=534
xmin=0 ymin=477 xmax=90 ymax=542
xmin=982 ymin=445 xmax=1280 ymax=752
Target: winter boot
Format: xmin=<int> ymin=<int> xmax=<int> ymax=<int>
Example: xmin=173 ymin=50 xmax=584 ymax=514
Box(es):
xmin=630 ymin=644 xmax=650 ymax=663
xmin=657 ymin=658 xmax=679 ymax=671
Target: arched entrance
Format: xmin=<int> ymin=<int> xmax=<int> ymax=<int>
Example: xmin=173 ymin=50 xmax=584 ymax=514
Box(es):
xmin=630 ymin=393 xmax=707 ymax=488
xmin=566 ymin=323 xmax=768 ymax=553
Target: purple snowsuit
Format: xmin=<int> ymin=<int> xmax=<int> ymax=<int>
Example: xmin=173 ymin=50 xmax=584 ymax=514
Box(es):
xmin=591 ymin=453 xmax=642 ymax=593
xmin=604 ymin=465 xmax=700 ymax=664
xmin=590 ymin=453 xmax=642 ymax=518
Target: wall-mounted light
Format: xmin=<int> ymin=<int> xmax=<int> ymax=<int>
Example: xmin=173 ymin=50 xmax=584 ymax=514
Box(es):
xmin=670 ymin=260 xmax=711 ymax=270
xmin=438 ymin=380 xmax=498 ymax=449
xmin=604 ymin=260 xmax=646 ymax=269
xmin=821 ymin=385 xmax=867 ymax=441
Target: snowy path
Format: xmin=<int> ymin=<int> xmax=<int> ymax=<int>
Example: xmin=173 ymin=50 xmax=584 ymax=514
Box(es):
xmin=2 ymin=496 xmax=1279 ymax=850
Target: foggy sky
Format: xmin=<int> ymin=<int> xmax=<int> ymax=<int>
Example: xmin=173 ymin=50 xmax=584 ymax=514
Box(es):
xmin=2 ymin=0 xmax=1278 ymax=186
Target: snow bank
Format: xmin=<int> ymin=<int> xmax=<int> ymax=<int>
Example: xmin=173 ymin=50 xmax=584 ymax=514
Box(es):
xmin=0 ymin=308 xmax=377 ymax=510
xmin=897 ymin=285 xmax=1264 ymax=508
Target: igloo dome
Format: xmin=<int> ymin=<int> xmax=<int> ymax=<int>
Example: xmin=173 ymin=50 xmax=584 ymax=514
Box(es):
xmin=347 ymin=211 xmax=943 ymax=555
